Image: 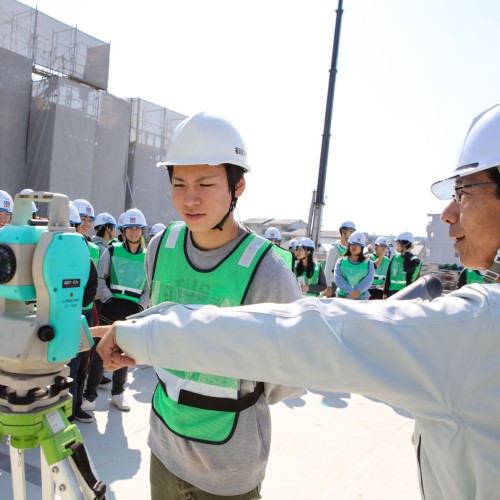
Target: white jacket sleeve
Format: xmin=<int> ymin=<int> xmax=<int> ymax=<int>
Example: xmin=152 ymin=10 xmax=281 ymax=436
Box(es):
xmin=116 ymin=284 xmax=498 ymax=416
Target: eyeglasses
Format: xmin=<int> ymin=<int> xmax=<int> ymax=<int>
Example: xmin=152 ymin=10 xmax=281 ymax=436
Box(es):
xmin=452 ymin=182 xmax=497 ymax=203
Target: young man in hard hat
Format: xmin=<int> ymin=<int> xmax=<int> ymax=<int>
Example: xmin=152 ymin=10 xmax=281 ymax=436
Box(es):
xmin=91 ymin=208 xmax=149 ymax=412
xmin=85 ymin=211 xmax=120 ymax=394
xmin=97 ymin=102 xmax=500 ymax=499
xmin=103 ymin=112 xmax=302 ymax=499
xmin=0 ymin=190 xmax=13 ymax=228
xmin=324 ymin=220 xmax=356 ymax=297
xmin=383 ymin=231 xmax=422 ymax=298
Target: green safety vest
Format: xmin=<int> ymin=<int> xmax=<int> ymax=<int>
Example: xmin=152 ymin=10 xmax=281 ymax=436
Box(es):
xmin=271 ymin=245 xmax=294 ymax=271
xmin=370 ymin=254 xmax=390 ymax=288
xmin=109 ymin=243 xmax=146 ymax=303
xmin=295 ymin=261 xmax=321 ymax=296
xmin=388 ymin=253 xmax=422 ymax=292
xmin=150 ymin=221 xmax=272 ymax=444
xmin=83 ymin=241 xmax=100 ymax=311
xmin=335 ymin=243 xmax=347 ymax=256
xmin=336 ymin=258 xmax=370 ymax=297
xmin=465 ymin=269 xmax=484 ymax=284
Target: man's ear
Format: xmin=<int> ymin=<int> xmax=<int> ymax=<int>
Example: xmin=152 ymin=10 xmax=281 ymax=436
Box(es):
xmin=235 ymin=177 xmax=246 ymax=198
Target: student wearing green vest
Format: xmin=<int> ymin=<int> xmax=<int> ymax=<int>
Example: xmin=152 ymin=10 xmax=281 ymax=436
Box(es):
xmin=295 ymin=237 xmax=327 ymax=296
xmin=95 ymin=208 xmax=149 ymax=412
xmin=264 ymin=226 xmax=295 ymax=271
xmin=143 ymin=112 xmax=301 ymax=499
xmin=369 ymin=236 xmax=390 ymax=300
xmin=67 ymin=202 xmax=98 ymax=423
xmin=334 ymin=231 xmax=375 ymax=300
xmin=324 ymin=220 xmax=356 ymax=297
xmin=384 ymin=231 xmax=422 ymax=298
xmin=84 ymin=212 xmax=119 ymax=400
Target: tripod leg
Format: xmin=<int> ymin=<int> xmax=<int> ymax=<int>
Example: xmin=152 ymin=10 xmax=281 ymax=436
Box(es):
xmin=41 ymin=447 xmax=55 ymax=500
xmin=48 ymin=457 xmax=85 ymax=500
xmin=9 ymin=441 xmax=27 ymax=500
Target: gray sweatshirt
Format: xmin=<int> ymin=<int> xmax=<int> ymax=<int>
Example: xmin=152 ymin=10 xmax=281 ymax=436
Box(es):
xmin=144 ymin=225 xmax=303 ymax=495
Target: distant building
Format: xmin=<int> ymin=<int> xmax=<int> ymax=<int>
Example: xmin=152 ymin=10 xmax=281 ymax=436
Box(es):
xmin=426 ymin=213 xmax=460 ymax=265
xmin=243 ymin=218 xmax=308 ymax=247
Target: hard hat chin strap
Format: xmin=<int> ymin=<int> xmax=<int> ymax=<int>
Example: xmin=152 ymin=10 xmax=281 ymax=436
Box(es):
xmin=483 ymin=249 xmax=500 ymax=284
xmin=212 ymin=196 xmax=237 ymax=231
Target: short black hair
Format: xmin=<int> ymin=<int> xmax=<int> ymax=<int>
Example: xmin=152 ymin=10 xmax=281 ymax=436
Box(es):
xmin=166 ymin=164 xmax=244 ymax=197
xmin=485 ymin=167 xmax=500 ymax=198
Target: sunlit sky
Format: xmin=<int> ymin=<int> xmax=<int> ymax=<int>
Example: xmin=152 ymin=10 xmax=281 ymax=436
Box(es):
xmin=23 ymin=0 xmax=500 ymax=236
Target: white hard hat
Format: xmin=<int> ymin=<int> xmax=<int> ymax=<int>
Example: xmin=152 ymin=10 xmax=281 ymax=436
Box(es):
xmin=150 ymin=222 xmax=167 ymax=237
xmin=264 ymin=227 xmax=281 ymax=240
xmin=19 ymin=189 xmax=37 ymax=213
xmin=121 ymin=208 xmax=146 ymax=228
xmin=117 ymin=212 xmax=126 ymax=228
xmin=94 ymin=212 xmax=117 ymax=228
xmin=288 ymin=238 xmax=299 ymax=250
xmin=431 ymin=103 xmax=500 ymax=199
xmin=395 ymin=232 xmax=414 ymax=243
xmin=68 ymin=203 xmax=81 ymax=225
xmin=72 ymin=199 xmax=95 ymax=219
xmin=348 ymin=231 xmax=366 ymax=247
xmin=299 ymin=237 xmax=315 ymax=250
xmin=156 ymin=112 xmax=250 ymax=172
xmin=340 ymin=220 xmax=356 ymax=230
xmin=375 ymin=236 xmax=389 ymax=246
xmin=0 ymin=190 xmax=13 ymax=213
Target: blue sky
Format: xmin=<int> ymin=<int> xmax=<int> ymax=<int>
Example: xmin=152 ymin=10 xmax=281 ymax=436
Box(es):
xmin=22 ymin=0 xmax=500 ymax=236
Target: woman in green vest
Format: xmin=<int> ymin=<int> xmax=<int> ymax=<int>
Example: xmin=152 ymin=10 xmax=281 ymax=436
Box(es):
xmin=334 ymin=231 xmax=375 ymax=300
xmin=294 ymin=237 xmax=327 ymax=296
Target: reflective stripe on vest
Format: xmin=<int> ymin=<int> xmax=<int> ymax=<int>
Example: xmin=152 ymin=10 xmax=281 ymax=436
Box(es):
xmin=110 ymin=243 xmax=146 ymax=303
xmin=151 ymin=222 xmax=272 ymax=443
xmin=337 ymin=258 xmax=370 ymax=297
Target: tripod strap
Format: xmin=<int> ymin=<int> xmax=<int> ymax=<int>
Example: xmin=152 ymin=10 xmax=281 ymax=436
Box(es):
xmin=68 ymin=441 xmax=107 ymax=499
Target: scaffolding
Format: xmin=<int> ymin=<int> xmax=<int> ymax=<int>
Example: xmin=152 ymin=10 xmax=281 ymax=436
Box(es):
xmin=0 ymin=0 xmax=110 ymax=90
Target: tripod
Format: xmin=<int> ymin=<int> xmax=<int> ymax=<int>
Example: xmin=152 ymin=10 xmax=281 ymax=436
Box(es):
xmin=0 ymin=369 xmax=106 ymax=500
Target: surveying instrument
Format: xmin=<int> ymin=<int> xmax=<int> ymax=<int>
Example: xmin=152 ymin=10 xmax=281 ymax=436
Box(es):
xmin=0 ymin=192 xmax=105 ymax=499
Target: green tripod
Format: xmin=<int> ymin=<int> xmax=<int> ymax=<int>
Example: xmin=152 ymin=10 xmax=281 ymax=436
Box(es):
xmin=1 ymin=386 xmax=105 ymax=499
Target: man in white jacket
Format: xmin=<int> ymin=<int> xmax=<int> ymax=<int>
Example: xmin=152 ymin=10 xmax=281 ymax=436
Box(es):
xmin=97 ymin=103 xmax=500 ymax=500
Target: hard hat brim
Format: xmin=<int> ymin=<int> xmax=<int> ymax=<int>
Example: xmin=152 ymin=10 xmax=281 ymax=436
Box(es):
xmin=431 ymin=162 xmax=500 ymax=200
xmin=156 ymin=160 xmax=250 ymax=172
